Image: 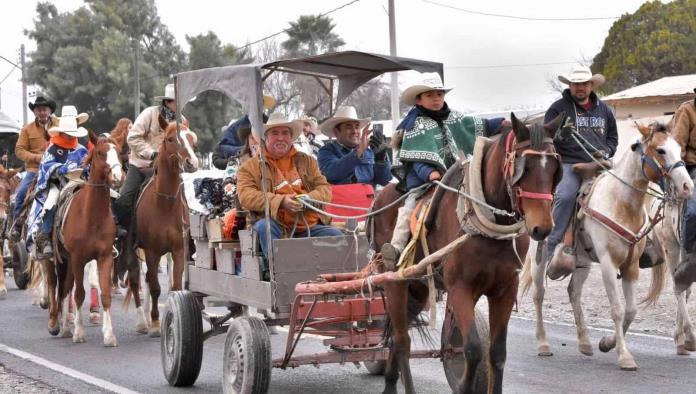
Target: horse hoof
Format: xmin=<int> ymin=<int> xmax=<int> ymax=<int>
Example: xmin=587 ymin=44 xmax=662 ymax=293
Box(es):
xmin=537 ymin=344 xmax=553 ymax=357
xmin=73 ymin=335 xmax=87 ymax=344
xmin=598 ymin=337 xmax=614 ymax=353
xmin=104 ymin=336 xmax=119 ymax=347
xmin=578 ymin=343 xmax=594 ymax=356
xmin=40 ymin=299 xmax=49 ymax=310
xmin=48 ymin=324 xmax=60 ymax=337
xmin=135 ymin=323 xmax=148 ymax=334
xmin=89 ymin=313 xmax=100 ymax=325
xmin=685 ymin=340 xmax=696 ymax=352
xmin=60 ymin=329 xmax=73 ymax=339
xmin=0 ymin=288 xmax=7 ymax=299
xmin=148 ymin=328 xmax=161 ymax=338
xmin=677 ymin=344 xmax=690 ymax=356
xmin=619 ymin=358 xmax=638 ymax=371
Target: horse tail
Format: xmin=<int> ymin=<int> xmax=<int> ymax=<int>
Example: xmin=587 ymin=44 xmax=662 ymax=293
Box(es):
xmin=520 ymin=249 xmax=534 ymax=297
xmin=382 ymin=281 xmax=436 ymax=348
xmin=641 ymin=260 xmax=667 ymax=306
xmin=122 ymin=272 xmax=132 ymax=311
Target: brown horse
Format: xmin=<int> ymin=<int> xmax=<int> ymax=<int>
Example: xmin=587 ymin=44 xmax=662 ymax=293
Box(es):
xmin=50 ymin=132 xmax=120 ymax=345
xmin=125 ymin=116 xmax=198 ymax=337
xmin=0 ymin=167 xmax=20 ymax=298
xmin=371 ymin=113 xmax=564 ymax=394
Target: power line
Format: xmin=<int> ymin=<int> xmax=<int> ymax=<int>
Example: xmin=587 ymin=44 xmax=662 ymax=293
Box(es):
xmin=236 ymin=0 xmax=362 ymax=52
xmin=422 ymin=0 xmax=620 ymax=21
xmin=0 ymin=68 xmax=17 ymax=85
xmin=446 ymin=61 xmax=577 ymax=70
xmin=0 ymin=54 xmax=20 ymax=69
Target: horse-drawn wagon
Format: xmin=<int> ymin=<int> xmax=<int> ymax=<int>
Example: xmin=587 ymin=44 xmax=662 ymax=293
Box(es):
xmin=160 ymin=51 xmax=488 ymax=393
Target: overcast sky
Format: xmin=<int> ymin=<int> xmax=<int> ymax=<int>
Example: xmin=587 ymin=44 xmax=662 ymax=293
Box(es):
xmin=0 ymin=0 xmax=651 ymax=126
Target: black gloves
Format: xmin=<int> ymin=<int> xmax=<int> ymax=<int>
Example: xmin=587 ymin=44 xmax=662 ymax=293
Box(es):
xmin=369 ymin=133 xmax=389 ymax=162
xmin=557 ymin=116 xmax=576 ymax=141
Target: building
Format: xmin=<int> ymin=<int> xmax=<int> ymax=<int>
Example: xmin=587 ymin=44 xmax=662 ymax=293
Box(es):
xmin=602 ymin=74 xmax=696 ymax=120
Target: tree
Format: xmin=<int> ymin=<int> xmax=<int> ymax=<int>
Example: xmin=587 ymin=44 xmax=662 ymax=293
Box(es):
xmin=24 ymin=0 xmax=186 ymax=132
xmin=344 ymin=79 xmax=392 ymax=121
xmin=183 ymin=32 xmax=252 ymax=153
xmin=592 ymin=0 xmax=696 ymax=94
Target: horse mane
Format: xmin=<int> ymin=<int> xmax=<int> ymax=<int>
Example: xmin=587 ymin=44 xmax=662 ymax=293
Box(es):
xmin=496 ymin=122 xmax=545 ymax=150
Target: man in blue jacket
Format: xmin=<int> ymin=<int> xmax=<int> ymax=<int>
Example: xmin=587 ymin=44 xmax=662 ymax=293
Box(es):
xmin=317 ymin=106 xmax=391 ymax=187
xmin=545 ymin=66 xmax=618 ymax=278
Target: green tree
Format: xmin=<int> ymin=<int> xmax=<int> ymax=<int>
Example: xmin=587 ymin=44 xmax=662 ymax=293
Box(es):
xmin=592 ymin=0 xmax=696 ymax=94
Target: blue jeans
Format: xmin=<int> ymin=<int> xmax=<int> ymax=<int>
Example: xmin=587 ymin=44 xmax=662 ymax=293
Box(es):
xmin=546 ymin=163 xmax=582 ymax=256
xmin=683 ymin=168 xmax=696 ymax=251
xmin=13 ymin=171 xmax=37 ymax=220
xmin=41 ymin=208 xmax=55 ymax=235
xmin=253 ymin=218 xmax=343 ymax=259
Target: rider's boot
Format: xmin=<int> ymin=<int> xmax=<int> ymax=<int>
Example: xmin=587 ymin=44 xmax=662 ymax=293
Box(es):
xmin=10 ymin=222 xmax=22 ymax=242
xmin=380 ymin=204 xmax=414 ymax=271
xmin=546 ymin=243 xmax=576 ymax=280
xmin=674 ymin=253 xmax=696 ymax=293
xmin=34 ymin=232 xmax=53 ymax=260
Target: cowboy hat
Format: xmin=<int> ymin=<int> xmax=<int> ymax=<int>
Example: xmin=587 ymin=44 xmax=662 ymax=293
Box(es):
xmin=60 ymin=105 xmax=89 ymax=125
xmin=401 ymin=73 xmax=453 ymax=106
xmin=28 ymin=96 xmax=56 ymax=113
xmin=154 ymin=84 xmax=176 ymax=101
xmin=48 ymin=106 xmax=88 ymax=137
xmin=300 ymin=115 xmax=320 ymax=134
xmin=558 ymin=66 xmax=606 ymax=86
xmin=263 ymin=112 xmax=303 ymax=142
xmin=319 ymin=106 xmax=371 ymax=138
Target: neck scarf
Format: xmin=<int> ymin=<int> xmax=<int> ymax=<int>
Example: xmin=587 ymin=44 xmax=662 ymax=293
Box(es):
xmin=160 ymin=105 xmax=176 ymax=122
xmin=50 ymin=134 xmax=79 ymax=149
xmin=396 ymin=102 xmax=452 ymax=131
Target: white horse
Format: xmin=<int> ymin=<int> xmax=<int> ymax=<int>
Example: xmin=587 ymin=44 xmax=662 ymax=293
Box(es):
xmin=648 ymin=193 xmax=696 ymax=355
xmin=521 ymin=122 xmax=693 ymax=370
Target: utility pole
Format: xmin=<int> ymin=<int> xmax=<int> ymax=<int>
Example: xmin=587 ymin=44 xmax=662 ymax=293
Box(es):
xmin=388 ymin=0 xmax=399 ymax=132
xmin=133 ymin=41 xmax=141 ymax=118
xmin=21 ymin=44 xmax=27 ymax=124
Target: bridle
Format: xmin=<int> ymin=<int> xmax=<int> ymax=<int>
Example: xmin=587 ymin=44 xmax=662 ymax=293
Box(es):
xmin=634 ymin=141 xmax=685 ymax=191
xmin=502 ymin=130 xmax=562 ymax=216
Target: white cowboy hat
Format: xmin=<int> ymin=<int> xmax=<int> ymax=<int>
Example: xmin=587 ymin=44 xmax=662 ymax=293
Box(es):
xmin=154 ymin=83 xmax=176 ymax=101
xmin=60 ymin=105 xmax=89 ymax=125
xmin=263 ymin=112 xmax=304 ymax=142
xmin=300 ymin=115 xmax=320 ymax=134
xmin=401 ymin=73 xmax=453 ymax=106
xmin=558 ymin=66 xmax=606 ymax=86
xmin=319 ymin=106 xmax=371 ymax=138
xmin=48 ymin=116 xmax=88 ymax=137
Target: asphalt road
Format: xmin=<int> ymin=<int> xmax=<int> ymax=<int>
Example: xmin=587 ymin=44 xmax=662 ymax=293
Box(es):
xmin=1 ymin=271 xmax=695 ymax=394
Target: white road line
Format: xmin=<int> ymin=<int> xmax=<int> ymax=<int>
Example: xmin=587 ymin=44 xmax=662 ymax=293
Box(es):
xmin=511 ymin=315 xmax=673 ymax=341
xmin=0 ymin=343 xmax=141 ymax=394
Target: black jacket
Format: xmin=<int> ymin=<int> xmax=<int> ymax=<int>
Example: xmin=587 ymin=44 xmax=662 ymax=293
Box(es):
xmin=545 ymin=89 xmax=618 ymax=164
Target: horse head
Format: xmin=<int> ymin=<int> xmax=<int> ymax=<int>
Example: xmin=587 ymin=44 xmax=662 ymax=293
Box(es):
xmin=632 ymin=121 xmax=693 ymax=199
xmin=158 ymin=115 xmax=199 ymax=174
xmin=504 ymin=111 xmax=565 ymax=241
xmin=103 ymin=136 xmax=124 ymax=187
xmin=0 ymin=168 xmax=19 ymax=223
xmin=84 ymin=130 xmax=114 ymax=187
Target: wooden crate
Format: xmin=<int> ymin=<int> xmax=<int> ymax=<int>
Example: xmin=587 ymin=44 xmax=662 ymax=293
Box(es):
xmin=189 ymin=212 xmax=207 ymax=239
xmin=213 ymin=241 xmax=239 ymax=274
xmin=206 ymin=217 xmax=225 ymax=242
xmin=193 ymin=239 xmax=214 ymax=269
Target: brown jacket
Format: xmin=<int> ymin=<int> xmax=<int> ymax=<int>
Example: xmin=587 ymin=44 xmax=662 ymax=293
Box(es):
xmin=237 ymin=151 xmax=332 ymax=225
xmin=16 ymin=117 xmax=54 ymax=172
xmin=672 ymin=100 xmax=696 ymax=165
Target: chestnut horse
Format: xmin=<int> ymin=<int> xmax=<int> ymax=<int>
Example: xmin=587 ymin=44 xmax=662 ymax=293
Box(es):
xmin=371 ymin=113 xmax=564 ymax=394
xmin=45 ymin=131 xmax=123 ymax=342
xmin=0 ymin=168 xmax=20 ymax=298
xmin=124 ymin=116 xmax=198 ymax=337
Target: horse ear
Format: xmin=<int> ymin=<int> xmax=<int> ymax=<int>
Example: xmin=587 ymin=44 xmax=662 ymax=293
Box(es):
xmin=544 ymin=111 xmax=566 ymax=138
xmin=158 ymin=114 xmax=169 ymax=131
xmin=511 ymin=112 xmax=529 ymax=141
xmin=634 ymin=121 xmax=651 ymax=139
xmin=87 ymin=129 xmax=99 ymax=147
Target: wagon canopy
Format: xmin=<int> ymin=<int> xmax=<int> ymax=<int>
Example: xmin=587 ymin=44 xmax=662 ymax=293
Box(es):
xmin=174 ymin=50 xmax=444 ymax=139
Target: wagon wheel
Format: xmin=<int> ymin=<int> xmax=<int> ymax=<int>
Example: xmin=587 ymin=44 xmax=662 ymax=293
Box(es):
xmin=223 ymin=316 xmax=271 ymax=394
xmin=442 ymin=306 xmax=489 ymax=392
xmin=161 ymin=290 xmax=204 ymax=387
xmin=12 ymin=240 xmax=30 ymax=290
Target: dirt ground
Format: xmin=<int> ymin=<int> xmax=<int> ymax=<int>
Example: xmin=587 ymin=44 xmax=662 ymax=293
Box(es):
xmin=513 ymin=263 xmax=696 ymax=339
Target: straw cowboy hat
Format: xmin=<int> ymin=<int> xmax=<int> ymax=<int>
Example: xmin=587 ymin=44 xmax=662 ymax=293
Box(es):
xmin=28 ymin=96 xmax=57 ymax=113
xmin=558 ymin=65 xmax=606 ymax=86
xmin=263 ymin=112 xmax=303 ymax=142
xmin=300 ymin=115 xmax=320 ymax=134
xmin=401 ymin=73 xmax=453 ymax=106
xmin=319 ymin=106 xmax=371 ymax=138
xmin=48 ymin=105 xmax=88 ymax=137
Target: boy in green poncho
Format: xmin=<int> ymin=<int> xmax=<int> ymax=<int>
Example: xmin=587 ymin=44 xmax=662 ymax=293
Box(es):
xmin=381 ymin=74 xmax=509 ymax=269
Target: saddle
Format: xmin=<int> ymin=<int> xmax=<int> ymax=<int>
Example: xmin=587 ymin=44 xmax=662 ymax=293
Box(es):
xmin=54 ymin=181 xmax=85 ymax=251
xmin=572 ymin=160 xmax=612 ymax=181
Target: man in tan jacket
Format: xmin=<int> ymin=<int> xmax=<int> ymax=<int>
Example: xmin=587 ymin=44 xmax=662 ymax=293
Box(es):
xmin=11 ymin=96 xmax=56 ymax=240
xmin=671 ymin=89 xmax=696 ymax=290
xmin=236 ymin=113 xmax=341 ymax=264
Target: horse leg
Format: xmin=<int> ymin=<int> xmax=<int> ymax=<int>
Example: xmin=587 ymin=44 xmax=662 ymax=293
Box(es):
xmin=382 ymin=282 xmax=413 ymax=394
xmin=487 ymin=278 xmax=518 ymax=394
xmin=529 ymin=249 xmax=552 ymax=356
xmin=170 ymin=248 xmax=185 ymax=291
xmin=145 ymin=250 xmax=162 ymax=337
xmin=43 ymin=259 xmax=60 ymax=336
xmin=567 ymin=266 xmax=593 ymax=356
xmin=597 ymin=259 xmax=637 ymax=370
xmin=87 ymin=259 xmax=100 ymax=324
xmin=447 ymin=285 xmax=480 ymax=394
xmin=667 ymin=247 xmax=692 ymax=354
xmin=98 ymin=254 xmax=118 ymax=347
xmin=682 ymin=288 xmax=696 ymax=351
xmin=59 ymin=267 xmax=74 ymax=339
xmin=71 ymin=260 xmax=87 ymax=343
xmin=0 ymin=258 xmax=6 ymax=299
